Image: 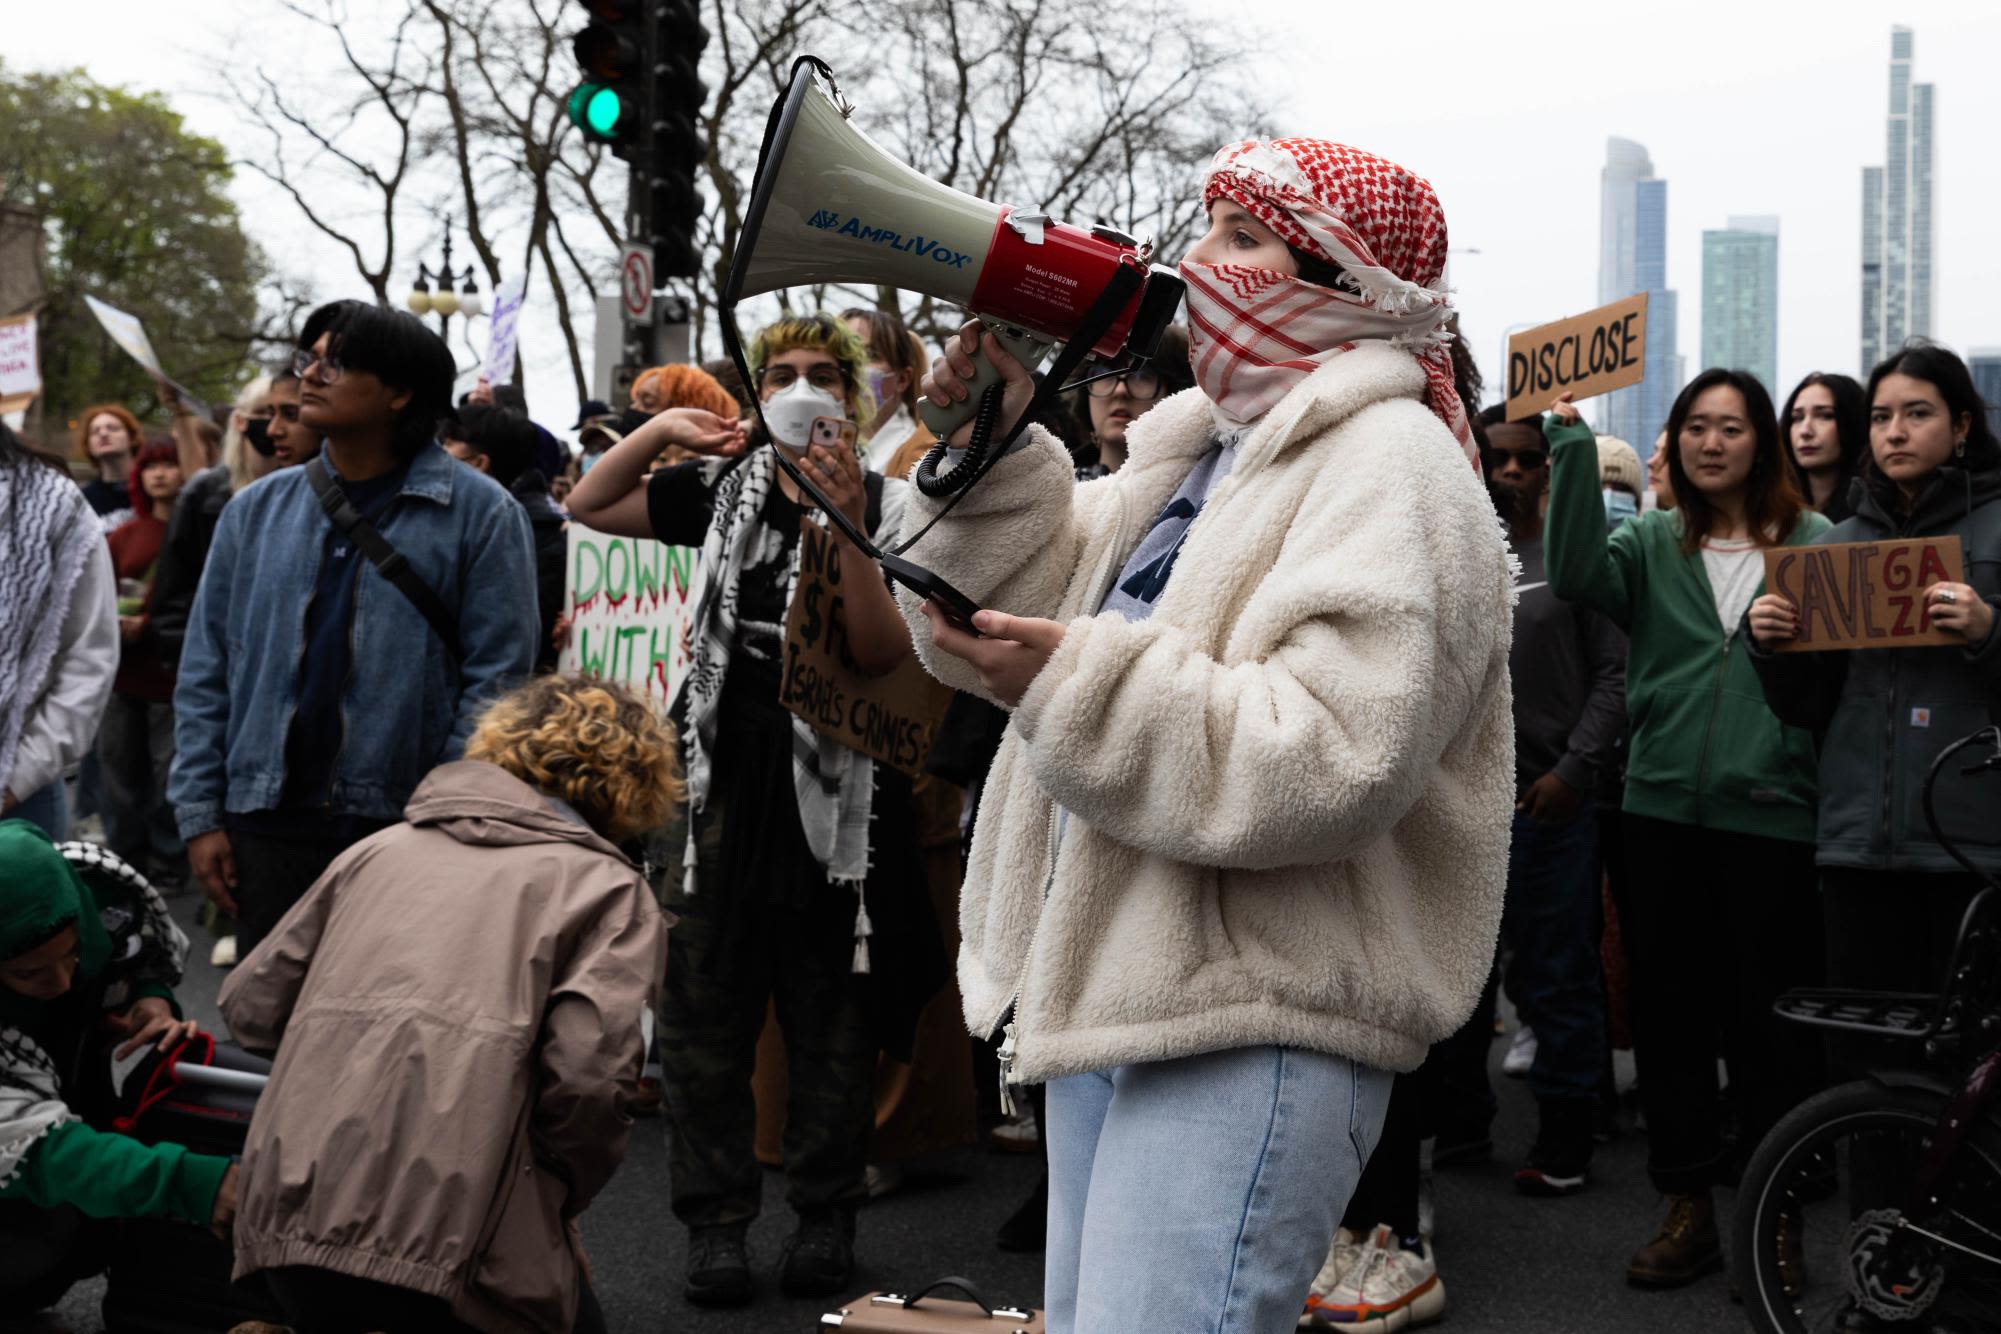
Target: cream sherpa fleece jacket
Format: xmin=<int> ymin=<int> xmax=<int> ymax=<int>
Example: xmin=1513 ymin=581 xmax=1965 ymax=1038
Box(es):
xmin=895 ymin=342 xmax=1514 ymax=1082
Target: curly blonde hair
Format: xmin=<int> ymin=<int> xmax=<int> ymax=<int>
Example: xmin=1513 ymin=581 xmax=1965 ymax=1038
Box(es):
xmin=465 ymin=676 xmax=683 ymax=841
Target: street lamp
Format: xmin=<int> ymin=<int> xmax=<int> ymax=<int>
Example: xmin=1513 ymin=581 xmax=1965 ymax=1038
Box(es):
xmin=405 ymin=214 xmax=486 ymax=339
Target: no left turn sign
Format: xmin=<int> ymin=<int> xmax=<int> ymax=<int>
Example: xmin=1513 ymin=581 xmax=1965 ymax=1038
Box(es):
xmin=620 ymin=244 xmax=653 ymax=320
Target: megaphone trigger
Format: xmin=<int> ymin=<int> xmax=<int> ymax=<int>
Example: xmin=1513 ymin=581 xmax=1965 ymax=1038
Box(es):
xmin=917 ymin=321 xmax=1053 ymax=443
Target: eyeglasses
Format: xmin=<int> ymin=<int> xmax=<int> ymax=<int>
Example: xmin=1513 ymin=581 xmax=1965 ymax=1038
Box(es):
xmin=758 ymin=364 xmax=845 ymax=394
xmin=1086 ymin=368 xmax=1163 ymax=401
xmin=292 ymin=348 xmax=344 ymax=385
xmin=1482 ymin=446 xmax=1548 ymax=471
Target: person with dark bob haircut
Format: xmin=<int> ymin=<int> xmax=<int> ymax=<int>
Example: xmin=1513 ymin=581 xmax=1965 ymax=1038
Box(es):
xmin=1779 ymin=370 xmax=1869 ymax=524
xmin=1542 ymin=367 xmax=1828 ymax=1289
xmin=168 ymin=300 xmax=540 ymax=963
xmin=1748 ymin=341 xmax=2001 ymax=1124
xmin=296 ymin=300 xmax=459 ymax=457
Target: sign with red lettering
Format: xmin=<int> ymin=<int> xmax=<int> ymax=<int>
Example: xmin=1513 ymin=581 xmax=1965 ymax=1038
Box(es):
xmin=1504 ymin=292 xmax=1649 ymax=422
xmin=782 ymin=519 xmax=952 ymax=777
xmin=1762 ymin=537 xmax=1967 ymax=652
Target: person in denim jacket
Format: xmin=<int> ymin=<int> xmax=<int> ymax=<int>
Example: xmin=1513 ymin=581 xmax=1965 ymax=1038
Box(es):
xmin=168 ymin=301 xmax=537 ymax=953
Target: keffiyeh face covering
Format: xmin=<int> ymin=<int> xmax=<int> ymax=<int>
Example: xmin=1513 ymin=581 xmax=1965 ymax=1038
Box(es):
xmin=1180 ymin=138 xmax=1474 ymax=463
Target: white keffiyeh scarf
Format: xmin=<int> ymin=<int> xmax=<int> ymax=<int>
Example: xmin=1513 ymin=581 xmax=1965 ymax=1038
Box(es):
xmin=0 ymin=463 xmax=99 ymax=791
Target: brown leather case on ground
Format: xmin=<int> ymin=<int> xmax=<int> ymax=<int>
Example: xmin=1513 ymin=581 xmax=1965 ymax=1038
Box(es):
xmin=820 ymin=1277 xmax=1045 ymax=1331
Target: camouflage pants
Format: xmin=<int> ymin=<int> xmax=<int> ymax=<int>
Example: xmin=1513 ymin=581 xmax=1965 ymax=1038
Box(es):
xmin=658 ymin=790 xmax=875 ymax=1229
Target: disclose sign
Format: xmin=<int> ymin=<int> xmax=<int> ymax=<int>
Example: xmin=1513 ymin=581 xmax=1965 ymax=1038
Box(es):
xmin=1504 ymin=292 xmax=1649 ymax=423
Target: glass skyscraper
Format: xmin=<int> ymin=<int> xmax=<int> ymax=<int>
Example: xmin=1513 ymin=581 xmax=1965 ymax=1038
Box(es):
xmin=1970 ymin=351 xmax=2001 ymax=438
xmin=1701 ymin=217 xmax=1780 ymax=396
xmin=1597 ymin=138 xmax=1681 ymax=461
xmin=1861 ymin=26 xmax=1935 ymax=375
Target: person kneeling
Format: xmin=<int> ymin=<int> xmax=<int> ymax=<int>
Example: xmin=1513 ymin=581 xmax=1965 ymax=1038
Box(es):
xmin=0 ymin=825 xmax=233 ymax=1315
xmin=219 ymin=675 xmax=679 ymax=1334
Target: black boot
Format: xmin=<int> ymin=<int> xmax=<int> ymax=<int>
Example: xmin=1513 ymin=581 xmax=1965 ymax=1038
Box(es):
xmin=780 ymin=1208 xmax=856 ymax=1297
xmin=1514 ymin=1097 xmax=1594 ymax=1197
xmin=684 ymin=1224 xmax=752 ymax=1308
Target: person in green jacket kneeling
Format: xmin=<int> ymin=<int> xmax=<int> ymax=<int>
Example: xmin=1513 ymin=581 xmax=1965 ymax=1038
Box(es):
xmin=1543 ymin=372 xmax=1829 ymax=1291
xmin=0 ymin=820 xmax=237 ymax=1316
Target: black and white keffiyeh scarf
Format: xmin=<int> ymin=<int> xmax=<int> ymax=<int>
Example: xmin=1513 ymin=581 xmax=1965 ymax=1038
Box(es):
xmin=676 ymin=447 xmax=906 ymax=893
xmin=0 ymin=463 xmax=98 ymax=792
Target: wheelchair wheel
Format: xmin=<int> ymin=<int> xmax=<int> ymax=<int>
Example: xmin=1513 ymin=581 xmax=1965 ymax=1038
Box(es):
xmin=1735 ymin=1080 xmax=2001 ymax=1333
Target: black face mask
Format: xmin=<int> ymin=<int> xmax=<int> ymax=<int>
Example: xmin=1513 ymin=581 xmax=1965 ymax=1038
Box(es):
xmin=244 ymin=418 xmax=276 ymax=457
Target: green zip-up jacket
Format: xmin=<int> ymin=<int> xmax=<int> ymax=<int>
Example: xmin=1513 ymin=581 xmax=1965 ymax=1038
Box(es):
xmin=1544 ymin=417 xmax=1829 ymax=841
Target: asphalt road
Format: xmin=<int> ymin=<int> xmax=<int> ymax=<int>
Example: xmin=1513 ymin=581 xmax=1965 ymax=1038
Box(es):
xmin=57 ymin=890 xmax=1757 ymax=1333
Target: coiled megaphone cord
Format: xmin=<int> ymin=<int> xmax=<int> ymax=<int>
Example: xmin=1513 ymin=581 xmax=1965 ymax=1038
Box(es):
xmin=913 ymin=382 xmax=1005 ymax=497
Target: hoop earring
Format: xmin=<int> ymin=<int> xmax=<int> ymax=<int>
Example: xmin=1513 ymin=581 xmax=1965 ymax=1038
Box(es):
xmin=1956 ymin=437 xmax=1967 ymax=458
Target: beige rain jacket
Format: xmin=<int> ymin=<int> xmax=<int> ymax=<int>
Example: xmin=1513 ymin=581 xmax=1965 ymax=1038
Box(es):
xmin=218 ymin=761 xmax=669 ymax=1334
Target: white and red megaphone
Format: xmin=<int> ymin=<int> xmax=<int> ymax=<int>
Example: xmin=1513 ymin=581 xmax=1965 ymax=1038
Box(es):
xmin=723 ymin=58 xmax=1184 ymax=441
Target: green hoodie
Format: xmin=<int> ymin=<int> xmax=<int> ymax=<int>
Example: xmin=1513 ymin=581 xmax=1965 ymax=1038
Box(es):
xmin=1543 ymin=418 xmax=1829 ymax=841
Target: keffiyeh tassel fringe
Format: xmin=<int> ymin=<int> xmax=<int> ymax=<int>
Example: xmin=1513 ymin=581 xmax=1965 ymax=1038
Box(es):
xmin=851 ymin=896 xmax=874 ymax=975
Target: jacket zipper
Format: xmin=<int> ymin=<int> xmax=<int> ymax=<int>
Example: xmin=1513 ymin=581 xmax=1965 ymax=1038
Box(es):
xmin=1693 ymin=633 xmax=1733 ymax=827
xmin=991 ymin=488 xmax=1134 ymax=1112
xmin=1881 ymin=651 xmax=1900 ymax=851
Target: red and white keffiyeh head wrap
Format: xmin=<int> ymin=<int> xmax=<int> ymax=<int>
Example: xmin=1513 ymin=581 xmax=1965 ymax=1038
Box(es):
xmin=1182 ymin=138 xmax=1473 ymax=463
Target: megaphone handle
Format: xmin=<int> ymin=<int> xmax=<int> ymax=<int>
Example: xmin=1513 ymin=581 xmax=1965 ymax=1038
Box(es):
xmin=918 ymin=320 xmax=1054 ymax=441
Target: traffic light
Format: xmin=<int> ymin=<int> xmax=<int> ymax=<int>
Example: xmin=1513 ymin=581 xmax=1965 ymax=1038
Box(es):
xmin=649 ymin=0 xmax=708 ymax=277
xmin=566 ymin=0 xmax=647 ymax=160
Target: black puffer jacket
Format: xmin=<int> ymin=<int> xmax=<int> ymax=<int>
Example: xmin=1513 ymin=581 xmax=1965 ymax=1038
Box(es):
xmin=147 ymin=465 xmax=234 ymax=666
xmin=1749 ymin=466 xmax=2001 ymax=873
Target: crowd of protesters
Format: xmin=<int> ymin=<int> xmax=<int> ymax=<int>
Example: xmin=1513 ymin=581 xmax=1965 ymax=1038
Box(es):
xmin=1 ymin=135 xmax=1999 ymax=1334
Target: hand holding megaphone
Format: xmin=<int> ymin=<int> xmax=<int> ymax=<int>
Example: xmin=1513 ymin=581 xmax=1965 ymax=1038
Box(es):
xmin=923 ymin=321 xmax=1041 ymax=449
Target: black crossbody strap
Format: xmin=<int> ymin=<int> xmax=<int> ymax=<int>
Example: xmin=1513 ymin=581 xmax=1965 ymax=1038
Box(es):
xmin=304 ymin=457 xmax=462 ymax=660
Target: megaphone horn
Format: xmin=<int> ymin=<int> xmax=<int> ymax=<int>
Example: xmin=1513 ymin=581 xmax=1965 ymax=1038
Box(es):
xmin=724 ymin=60 xmax=1184 ymax=441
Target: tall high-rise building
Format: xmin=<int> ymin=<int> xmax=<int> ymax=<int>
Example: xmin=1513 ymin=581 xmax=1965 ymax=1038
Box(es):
xmin=1970 ymin=350 xmax=2001 ymax=438
xmin=1861 ymin=26 xmax=1935 ymax=374
xmin=1701 ymin=217 xmax=1780 ymax=396
xmin=1597 ymin=137 xmax=1681 ymax=461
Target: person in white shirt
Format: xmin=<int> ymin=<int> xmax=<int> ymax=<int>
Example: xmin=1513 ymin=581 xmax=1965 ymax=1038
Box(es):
xmin=843 ymin=307 xmax=936 ymax=478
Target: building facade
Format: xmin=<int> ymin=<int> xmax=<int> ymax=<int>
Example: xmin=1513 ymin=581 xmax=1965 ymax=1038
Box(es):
xmin=1971 ymin=350 xmax=2001 ymax=439
xmin=1597 ymin=138 xmax=1681 ymax=462
xmin=1701 ymin=217 xmax=1779 ymax=397
xmin=1861 ymin=26 xmax=1935 ymax=375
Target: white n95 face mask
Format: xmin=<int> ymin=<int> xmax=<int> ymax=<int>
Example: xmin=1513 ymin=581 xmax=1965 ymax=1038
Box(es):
xmin=762 ymin=379 xmax=847 ymax=449
xmin=1603 ymin=487 xmax=1639 ymax=524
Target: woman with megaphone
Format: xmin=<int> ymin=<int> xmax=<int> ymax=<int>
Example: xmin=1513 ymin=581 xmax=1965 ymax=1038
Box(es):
xmin=565 ymin=314 xmax=949 ymax=1309
xmin=899 ymin=139 xmax=1514 ymax=1333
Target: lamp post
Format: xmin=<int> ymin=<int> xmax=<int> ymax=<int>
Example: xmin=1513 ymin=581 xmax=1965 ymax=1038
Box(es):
xmin=405 ymin=214 xmax=486 ymax=342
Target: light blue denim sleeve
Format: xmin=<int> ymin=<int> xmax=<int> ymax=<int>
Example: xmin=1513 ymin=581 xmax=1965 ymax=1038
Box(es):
xmin=446 ymin=497 xmax=539 ymax=755
xmin=167 ymin=500 xmax=239 ymax=840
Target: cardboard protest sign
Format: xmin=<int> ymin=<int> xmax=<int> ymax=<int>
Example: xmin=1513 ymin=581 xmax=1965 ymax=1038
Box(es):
xmin=0 ymin=314 xmax=38 ymax=415
xmin=83 ymin=294 xmax=210 ymax=418
xmin=485 ymin=275 xmax=528 ymax=385
xmin=557 ymin=526 xmax=706 ymax=712
xmin=1504 ymin=292 xmax=1649 ymax=422
xmin=782 ymin=521 xmax=952 ymax=777
xmin=1762 ymin=536 xmax=1966 ymax=652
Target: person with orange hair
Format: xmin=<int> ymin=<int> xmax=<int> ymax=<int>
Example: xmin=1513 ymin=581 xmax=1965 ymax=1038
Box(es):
xmin=629 ymin=365 xmax=743 ymax=470
xmin=72 ymin=404 xmax=144 ymax=531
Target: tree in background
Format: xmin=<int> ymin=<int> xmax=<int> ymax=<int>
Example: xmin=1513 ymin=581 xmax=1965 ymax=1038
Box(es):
xmin=226 ymin=0 xmax=1266 ymax=400
xmin=0 ymin=63 xmax=271 ymax=435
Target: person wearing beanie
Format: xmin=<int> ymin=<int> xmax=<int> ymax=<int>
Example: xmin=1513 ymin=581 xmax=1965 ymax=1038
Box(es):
xmin=896 ymin=138 xmax=1513 ymax=1333
xmin=1596 ymin=435 xmax=1643 ymax=523
xmin=0 ymin=821 xmax=236 ymax=1314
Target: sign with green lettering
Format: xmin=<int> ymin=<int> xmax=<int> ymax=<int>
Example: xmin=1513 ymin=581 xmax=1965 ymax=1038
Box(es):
xmin=557 ymin=527 xmax=705 ymax=711
xmin=781 ymin=520 xmax=952 ymax=777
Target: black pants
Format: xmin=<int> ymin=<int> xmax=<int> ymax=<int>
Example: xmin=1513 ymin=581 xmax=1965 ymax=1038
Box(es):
xmin=1822 ymin=866 xmax=1984 ymax=1079
xmin=99 ymin=694 xmax=182 ymax=878
xmin=0 ymin=1201 xmax=103 ymax=1314
xmin=226 ymin=819 xmax=385 ymax=956
xmin=1343 ymin=1071 xmax=1422 ymax=1238
xmin=1621 ymin=814 xmax=1824 ymax=1195
xmin=265 ymin=1265 xmax=607 ymax=1334
xmin=658 ymin=791 xmax=877 ymax=1230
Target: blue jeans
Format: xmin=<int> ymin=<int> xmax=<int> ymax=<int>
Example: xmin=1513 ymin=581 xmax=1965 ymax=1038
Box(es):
xmin=1503 ymin=807 xmax=1605 ymax=1104
xmin=1045 ymin=1045 xmax=1393 ymax=1334
xmin=11 ymin=782 xmax=69 ymax=841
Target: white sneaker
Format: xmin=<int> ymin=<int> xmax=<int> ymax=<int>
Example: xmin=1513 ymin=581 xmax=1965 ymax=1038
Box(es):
xmin=987 ymin=1115 xmax=1040 ymax=1154
xmin=1502 ymin=1025 xmax=1537 ymax=1078
xmin=1299 ymin=1227 xmax=1366 ymax=1327
xmin=1306 ymin=1225 xmax=1445 ymax=1332
xmin=210 ymin=935 xmax=238 ymax=968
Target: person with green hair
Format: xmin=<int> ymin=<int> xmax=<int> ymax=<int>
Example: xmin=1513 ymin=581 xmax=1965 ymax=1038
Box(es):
xmin=566 ymin=312 xmax=947 ymax=1308
xmin=0 ymin=820 xmax=237 ymax=1313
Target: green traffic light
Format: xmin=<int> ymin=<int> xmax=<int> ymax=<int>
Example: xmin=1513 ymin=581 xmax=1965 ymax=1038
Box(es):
xmin=566 ymin=81 xmax=631 ymax=142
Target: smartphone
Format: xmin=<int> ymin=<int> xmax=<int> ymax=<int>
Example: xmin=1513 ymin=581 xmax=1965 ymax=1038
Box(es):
xmin=809 ymin=416 xmax=858 ymax=451
xmin=880 ymin=552 xmax=984 ymax=635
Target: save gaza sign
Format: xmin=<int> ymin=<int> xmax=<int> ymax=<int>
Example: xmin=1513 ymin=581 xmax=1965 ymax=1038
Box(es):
xmin=557 ymin=528 xmax=705 ymax=712
xmin=1762 ymin=537 xmax=1966 ymax=652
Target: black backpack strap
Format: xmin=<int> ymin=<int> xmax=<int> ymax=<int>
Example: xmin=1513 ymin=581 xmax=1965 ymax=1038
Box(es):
xmin=304 ymin=457 xmax=461 ymax=660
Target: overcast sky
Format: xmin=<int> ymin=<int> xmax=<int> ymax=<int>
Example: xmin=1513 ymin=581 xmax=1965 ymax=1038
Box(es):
xmin=11 ymin=0 xmax=2000 ymax=427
